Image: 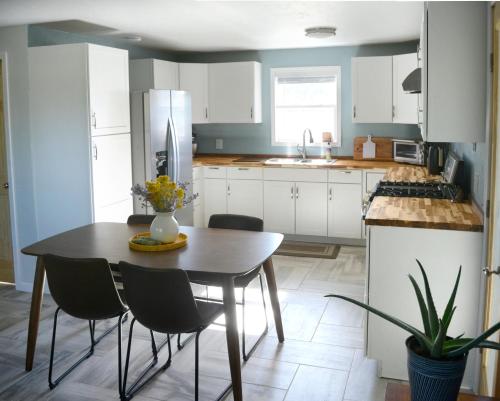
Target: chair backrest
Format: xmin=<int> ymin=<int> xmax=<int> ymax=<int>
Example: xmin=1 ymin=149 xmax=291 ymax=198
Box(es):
xmin=127 ymin=214 xmax=155 ymax=225
xmin=44 ymin=254 xmax=126 ymax=320
xmin=208 ymin=214 xmax=263 ymax=232
xmin=118 ymin=262 xmax=203 ymax=334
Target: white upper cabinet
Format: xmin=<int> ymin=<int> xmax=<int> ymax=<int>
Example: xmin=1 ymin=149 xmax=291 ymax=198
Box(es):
xmin=208 ymin=61 xmax=262 ymax=123
xmin=422 ymin=2 xmax=486 ymax=143
xmin=352 ymin=56 xmax=393 ymax=123
xmin=392 ymin=53 xmax=419 ymax=124
xmin=88 ymin=44 xmax=130 ymax=135
xmin=129 ymin=59 xmax=179 ymax=91
xmin=179 ymin=63 xmax=209 ymax=124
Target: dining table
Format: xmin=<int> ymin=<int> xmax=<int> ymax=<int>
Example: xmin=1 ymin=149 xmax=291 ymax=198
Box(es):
xmin=21 ymin=222 xmax=285 ymax=401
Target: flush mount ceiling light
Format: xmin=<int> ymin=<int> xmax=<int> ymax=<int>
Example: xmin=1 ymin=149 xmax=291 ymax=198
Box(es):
xmin=122 ymin=35 xmax=143 ymax=42
xmin=305 ymin=26 xmax=337 ymax=39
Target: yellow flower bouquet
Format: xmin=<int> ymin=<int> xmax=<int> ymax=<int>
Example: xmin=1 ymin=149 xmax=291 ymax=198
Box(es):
xmin=131 ymin=175 xmax=197 ymax=213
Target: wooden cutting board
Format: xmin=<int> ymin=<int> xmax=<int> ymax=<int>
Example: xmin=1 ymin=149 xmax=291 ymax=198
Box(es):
xmin=353 ymin=136 xmax=393 ymax=160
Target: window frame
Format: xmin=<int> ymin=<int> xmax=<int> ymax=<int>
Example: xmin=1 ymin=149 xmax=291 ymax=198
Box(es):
xmin=270 ymin=66 xmax=342 ymax=148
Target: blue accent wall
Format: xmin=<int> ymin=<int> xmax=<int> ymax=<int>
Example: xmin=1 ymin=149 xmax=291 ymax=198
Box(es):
xmin=177 ymin=42 xmax=422 ymax=156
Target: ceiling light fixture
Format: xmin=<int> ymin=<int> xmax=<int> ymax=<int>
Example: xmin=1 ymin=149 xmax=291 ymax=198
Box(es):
xmin=122 ymin=35 xmax=142 ymax=42
xmin=305 ymin=26 xmax=336 ymax=39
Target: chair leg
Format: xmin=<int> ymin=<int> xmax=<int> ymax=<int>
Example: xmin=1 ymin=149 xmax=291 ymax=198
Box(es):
xmin=118 ymin=313 xmax=126 ymax=399
xmin=48 ymin=308 xmax=95 ymax=390
xmin=195 ymin=331 xmax=201 ymax=401
xmin=241 ymin=287 xmax=246 ymax=359
xmin=242 ymin=273 xmax=269 ymax=362
xmin=122 ymin=318 xmax=172 ymax=401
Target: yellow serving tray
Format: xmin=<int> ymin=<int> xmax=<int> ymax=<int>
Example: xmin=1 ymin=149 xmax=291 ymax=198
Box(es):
xmin=128 ymin=232 xmax=188 ymax=252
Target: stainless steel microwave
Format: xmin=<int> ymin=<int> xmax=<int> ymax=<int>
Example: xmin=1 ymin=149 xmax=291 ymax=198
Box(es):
xmin=393 ymin=140 xmax=426 ymax=165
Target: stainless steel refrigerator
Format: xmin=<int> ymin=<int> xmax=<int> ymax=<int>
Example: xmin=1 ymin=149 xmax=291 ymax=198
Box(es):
xmin=131 ymin=89 xmax=193 ymax=225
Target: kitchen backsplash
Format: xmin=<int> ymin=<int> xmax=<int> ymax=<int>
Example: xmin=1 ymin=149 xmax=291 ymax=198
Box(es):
xmin=180 ymin=42 xmax=422 ymax=156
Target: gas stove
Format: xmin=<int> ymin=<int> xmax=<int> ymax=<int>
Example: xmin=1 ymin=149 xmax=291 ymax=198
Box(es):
xmin=370 ymin=181 xmax=463 ymax=202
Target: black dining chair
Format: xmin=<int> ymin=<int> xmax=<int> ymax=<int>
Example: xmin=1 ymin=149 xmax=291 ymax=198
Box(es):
xmin=43 ymin=254 xmax=129 ymax=396
xmin=118 ymin=262 xmax=226 ymax=401
xmin=186 ymin=214 xmax=268 ymax=361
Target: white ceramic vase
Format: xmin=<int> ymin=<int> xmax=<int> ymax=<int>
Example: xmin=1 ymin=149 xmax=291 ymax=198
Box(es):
xmin=150 ymin=211 xmax=179 ymax=243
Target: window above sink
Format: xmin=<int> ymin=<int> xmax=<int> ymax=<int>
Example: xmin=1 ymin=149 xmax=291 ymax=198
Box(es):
xmin=271 ymin=66 xmax=341 ymax=148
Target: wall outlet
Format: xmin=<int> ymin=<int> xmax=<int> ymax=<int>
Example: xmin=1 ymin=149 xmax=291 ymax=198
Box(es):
xmin=215 ymin=139 xmax=223 ymax=150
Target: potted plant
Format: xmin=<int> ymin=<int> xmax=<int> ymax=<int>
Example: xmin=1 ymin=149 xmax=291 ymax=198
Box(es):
xmin=327 ymin=260 xmax=500 ymax=401
xmin=131 ymin=175 xmax=197 ymax=243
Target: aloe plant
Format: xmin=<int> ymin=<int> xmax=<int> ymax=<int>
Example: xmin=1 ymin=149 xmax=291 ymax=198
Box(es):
xmin=326 ymin=260 xmax=500 ymax=359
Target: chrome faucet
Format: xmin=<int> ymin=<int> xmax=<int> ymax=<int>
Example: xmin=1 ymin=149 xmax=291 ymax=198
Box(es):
xmin=297 ymin=128 xmax=314 ymax=159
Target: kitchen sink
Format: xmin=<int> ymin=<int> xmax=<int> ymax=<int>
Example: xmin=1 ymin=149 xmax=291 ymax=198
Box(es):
xmin=265 ymin=158 xmax=337 ymax=166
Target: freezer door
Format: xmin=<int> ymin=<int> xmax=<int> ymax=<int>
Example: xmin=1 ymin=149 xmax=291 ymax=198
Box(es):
xmin=147 ymin=90 xmax=172 ymax=181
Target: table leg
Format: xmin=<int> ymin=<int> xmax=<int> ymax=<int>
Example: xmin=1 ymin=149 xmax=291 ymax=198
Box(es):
xmin=222 ymin=278 xmax=243 ymax=401
xmin=26 ymin=256 xmax=46 ymax=371
xmin=263 ymin=257 xmax=284 ymax=342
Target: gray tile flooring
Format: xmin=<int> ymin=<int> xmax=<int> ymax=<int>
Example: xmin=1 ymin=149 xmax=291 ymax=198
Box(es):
xmin=0 ymin=246 xmax=394 ymax=401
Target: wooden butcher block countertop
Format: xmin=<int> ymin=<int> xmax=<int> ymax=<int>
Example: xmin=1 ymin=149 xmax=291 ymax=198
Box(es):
xmin=193 ymin=155 xmax=401 ymax=169
xmin=365 ymin=166 xmax=483 ymax=232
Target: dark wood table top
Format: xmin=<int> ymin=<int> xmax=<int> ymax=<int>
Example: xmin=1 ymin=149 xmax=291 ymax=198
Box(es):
xmin=22 ymin=223 xmax=284 ymax=283
xmin=386 ymin=383 xmax=500 ymax=401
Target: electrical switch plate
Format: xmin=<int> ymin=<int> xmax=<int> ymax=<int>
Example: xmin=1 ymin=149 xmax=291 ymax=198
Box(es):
xmin=216 ymin=139 xmax=223 ymax=150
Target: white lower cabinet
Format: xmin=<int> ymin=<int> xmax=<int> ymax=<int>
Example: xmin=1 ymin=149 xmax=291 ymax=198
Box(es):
xmin=227 ymin=179 xmax=263 ymax=218
xmin=328 ymin=183 xmax=362 ymax=239
xmin=264 ymin=181 xmax=295 ymax=234
xmin=192 ymin=169 xmax=204 ymax=227
xmin=203 ymin=178 xmax=227 ymax=226
xmin=295 ymin=182 xmax=327 ymax=236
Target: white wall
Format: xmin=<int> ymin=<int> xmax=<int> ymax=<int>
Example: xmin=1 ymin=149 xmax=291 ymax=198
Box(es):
xmin=0 ymin=26 xmax=38 ymax=291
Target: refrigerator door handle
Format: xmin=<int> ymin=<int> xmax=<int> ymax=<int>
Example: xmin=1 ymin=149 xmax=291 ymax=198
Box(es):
xmin=168 ymin=116 xmax=181 ymax=183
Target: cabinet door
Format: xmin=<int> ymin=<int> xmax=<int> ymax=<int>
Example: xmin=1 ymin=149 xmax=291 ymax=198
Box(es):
xmin=352 ymin=56 xmax=392 ymax=123
xmin=153 ymin=60 xmax=179 ymax=90
xmin=88 ymin=45 xmax=130 ymax=135
xmin=91 ymin=133 xmax=132 ymax=222
xmin=179 ymin=63 xmax=209 ymax=124
xmin=208 ymin=62 xmax=262 ymax=123
xmin=295 ymin=182 xmax=327 ymax=236
xmin=227 ymin=179 xmax=263 ymax=219
xmin=328 ymin=183 xmax=362 ymax=239
xmin=392 ymin=53 xmax=418 ymax=124
xmin=204 ymin=178 xmax=227 ymax=227
xmin=264 ymin=181 xmax=295 ymax=234
xmin=193 ymin=178 xmax=204 ymax=227
xmin=364 ymin=171 xmax=386 ymax=195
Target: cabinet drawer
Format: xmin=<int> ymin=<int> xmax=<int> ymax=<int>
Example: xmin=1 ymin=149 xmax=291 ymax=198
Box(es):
xmin=203 ymin=166 xmax=227 ymax=179
xmin=193 ymin=167 xmax=202 ymax=181
xmin=329 ymin=169 xmax=362 ymax=184
xmin=263 ymin=168 xmax=327 ymax=182
xmin=228 ymin=167 xmax=263 ymax=180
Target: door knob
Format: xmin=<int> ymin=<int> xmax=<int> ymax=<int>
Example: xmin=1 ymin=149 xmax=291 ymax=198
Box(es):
xmin=482 ymin=267 xmax=500 ymax=276
xmin=2 ymin=182 xmax=8 ymax=189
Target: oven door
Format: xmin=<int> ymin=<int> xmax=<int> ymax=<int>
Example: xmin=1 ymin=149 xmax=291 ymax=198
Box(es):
xmin=394 ymin=141 xmax=419 ymax=164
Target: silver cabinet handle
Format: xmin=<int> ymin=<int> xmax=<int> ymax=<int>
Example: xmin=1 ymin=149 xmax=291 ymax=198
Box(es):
xmin=290 ymin=186 xmax=294 ymax=199
xmin=91 ymin=112 xmax=96 ymax=128
xmin=296 ymin=186 xmax=299 ymax=199
xmin=329 ymin=188 xmax=333 ymax=200
xmin=208 ymin=167 xmax=219 ymax=170
xmin=482 ymin=267 xmax=500 ymax=276
xmin=250 ymin=107 xmax=253 ymax=119
xmin=93 ymin=144 xmax=98 ymax=160
xmin=227 ymin=184 xmax=230 ymax=196
xmin=392 ymin=105 xmax=395 ymax=119
xmin=205 ymin=107 xmax=208 ymax=119
xmin=342 ymin=170 xmax=352 ymax=174
xmin=238 ymin=168 xmax=249 ymax=171
xmin=353 ymin=105 xmax=356 ymax=118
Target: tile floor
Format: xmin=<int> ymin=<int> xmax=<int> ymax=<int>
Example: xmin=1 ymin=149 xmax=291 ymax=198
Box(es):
xmin=0 ymin=246 xmax=394 ymax=401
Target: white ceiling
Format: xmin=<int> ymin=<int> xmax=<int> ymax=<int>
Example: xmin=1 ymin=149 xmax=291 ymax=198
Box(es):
xmin=0 ymin=1 xmax=423 ymax=52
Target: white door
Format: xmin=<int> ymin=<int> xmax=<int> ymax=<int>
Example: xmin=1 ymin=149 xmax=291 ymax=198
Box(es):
xmin=0 ymin=61 xmax=13 ymax=283
xmin=179 ymin=63 xmax=209 ymax=124
xmin=227 ymin=179 xmax=263 ymax=219
xmin=393 ymin=53 xmax=419 ymax=124
xmin=328 ymin=183 xmax=362 ymax=239
xmin=91 ymin=133 xmax=133 ymax=222
xmin=204 ymin=178 xmax=227 ymax=226
xmin=295 ymin=182 xmax=327 ymax=236
xmin=352 ymin=56 xmax=393 ymax=123
xmin=153 ymin=60 xmax=179 ymax=90
xmin=208 ymin=62 xmax=261 ymax=123
xmin=88 ymin=44 xmax=130 ymax=135
xmin=263 ymin=181 xmax=295 ymax=234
